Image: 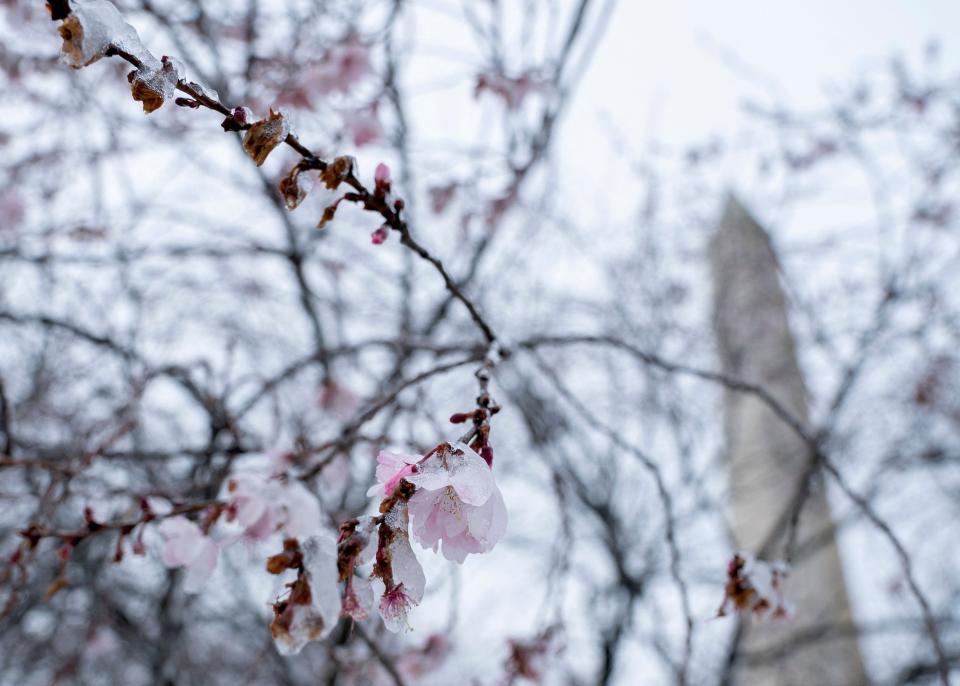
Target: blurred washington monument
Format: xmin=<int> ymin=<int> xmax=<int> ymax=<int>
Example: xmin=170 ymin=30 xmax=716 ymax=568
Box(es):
xmin=710 ymin=196 xmax=867 ymax=685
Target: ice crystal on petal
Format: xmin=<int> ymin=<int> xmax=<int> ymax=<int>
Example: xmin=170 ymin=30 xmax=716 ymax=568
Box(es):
xmin=58 ymin=0 xmax=148 ymax=69
xmin=406 ymin=443 xmax=493 ymax=506
xmin=366 ymin=450 xmax=419 ymax=498
xmin=157 ymin=516 xmax=219 ymax=593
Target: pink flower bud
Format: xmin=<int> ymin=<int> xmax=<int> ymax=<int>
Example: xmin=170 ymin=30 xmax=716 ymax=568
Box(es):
xmin=371 ymin=225 xmax=389 ymax=245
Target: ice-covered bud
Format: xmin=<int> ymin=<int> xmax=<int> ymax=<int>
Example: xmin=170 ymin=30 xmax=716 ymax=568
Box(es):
xmin=56 ymin=0 xmax=141 ymax=69
xmin=366 ymin=450 xmax=420 ymax=498
xmin=371 ymin=224 xmax=389 ymax=245
xmin=279 ymin=163 xmax=312 ymax=211
xmin=243 ymin=110 xmax=290 ymax=166
xmin=480 ymin=445 xmax=494 ymax=467
xmin=157 ymin=516 xmax=219 ymax=593
xmin=717 ymin=552 xmax=794 ymax=620
xmin=406 ymin=443 xmax=507 ymax=563
xmin=320 ymin=155 xmax=356 ymax=190
xmin=129 ymin=56 xmax=179 ymax=113
xmin=374 ymin=163 xmax=391 ymax=196
xmin=270 ymin=535 xmax=342 ymax=655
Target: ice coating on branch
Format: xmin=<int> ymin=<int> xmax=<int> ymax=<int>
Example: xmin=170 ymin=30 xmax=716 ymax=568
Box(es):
xmin=406 ymin=443 xmax=507 ymax=563
xmin=242 ymin=110 xmax=290 ymax=166
xmin=157 ymin=516 xmax=219 ymax=593
xmin=717 ymin=552 xmax=794 ymax=620
xmin=186 ymin=81 xmax=219 ymax=102
xmin=270 ymin=534 xmax=341 ymax=655
xmin=57 ymin=0 xmax=151 ymax=69
xmin=226 ymin=471 xmax=322 ymax=541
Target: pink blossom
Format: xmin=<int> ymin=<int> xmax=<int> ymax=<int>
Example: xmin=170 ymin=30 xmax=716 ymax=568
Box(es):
xmin=157 ymin=516 xmax=219 ymax=592
xmin=349 ymin=107 xmax=382 ymax=147
xmin=227 ymin=470 xmax=322 ymax=541
xmin=374 ymin=163 xmax=391 ymax=193
xmin=406 ymin=443 xmax=508 ymax=563
xmin=311 ymin=36 xmax=371 ymax=95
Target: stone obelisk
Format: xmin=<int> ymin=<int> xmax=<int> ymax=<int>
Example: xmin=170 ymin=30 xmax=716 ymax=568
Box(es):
xmin=710 ymin=195 xmax=867 ymax=686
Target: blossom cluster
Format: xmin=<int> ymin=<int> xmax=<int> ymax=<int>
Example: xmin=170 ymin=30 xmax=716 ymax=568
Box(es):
xmin=717 ymin=552 xmax=794 ymax=620
xmin=154 ymin=442 xmax=507 ymax=655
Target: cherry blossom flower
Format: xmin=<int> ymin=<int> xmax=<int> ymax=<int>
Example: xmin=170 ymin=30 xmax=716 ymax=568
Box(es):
xmin=406 ymin=443 xmax=508 ymax=563
xmin=366 ymin=450 xmax=420 ymax=498
xmin=270 ymin=535 xmax=342 ymax=655
xmin=226 ymin=471 xmax=322 ymax=542
xmin=157 ymin=516 xmax=219 ymax=592
xmin=717 ymin=552 xmax=794 ymax=620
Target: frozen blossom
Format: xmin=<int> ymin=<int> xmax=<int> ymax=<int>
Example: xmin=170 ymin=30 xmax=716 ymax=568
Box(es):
xmin=157 ymin=516 xmax=219 ymax=593
xmin=406 ymin=443 xmax=508 ymax=563
xmin=270 ymin=535 xmax=342 ymax=655
xmin=57 ymin=0 xmax=149 ymax=69
xmin=375 ymin=504 xmax=426 ymax=632
xmin=226 ymin=470 xmax=322 ymax=542
xmin=718 ymin=552 xmax=794 ymax=620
